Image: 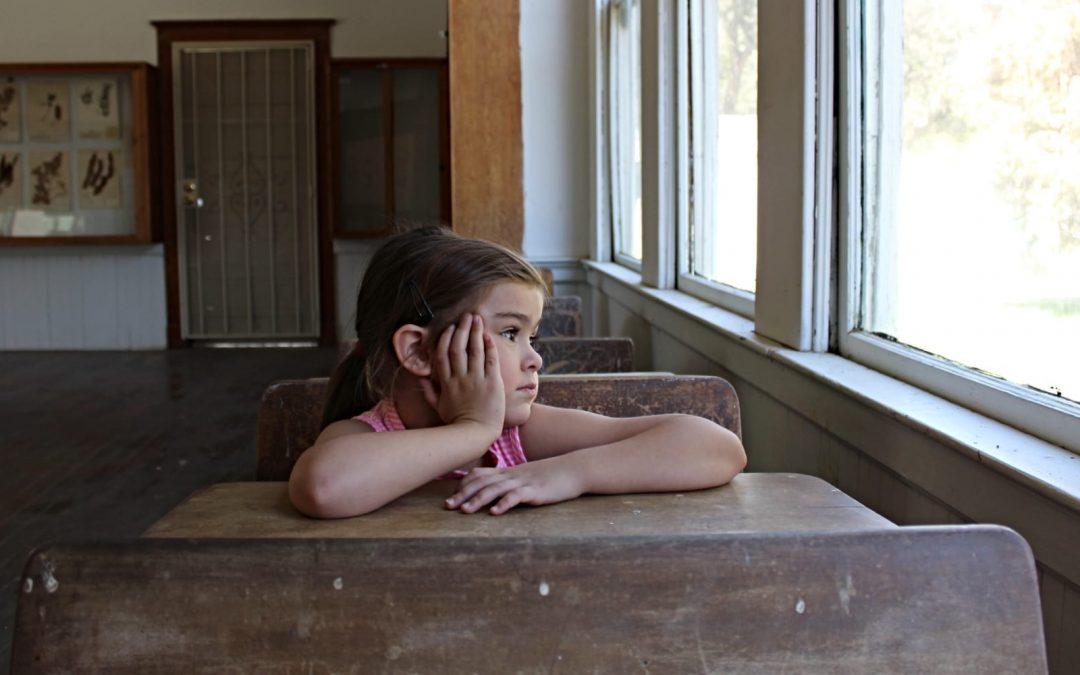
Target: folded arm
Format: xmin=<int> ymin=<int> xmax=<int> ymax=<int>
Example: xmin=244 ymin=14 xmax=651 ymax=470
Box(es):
xmin=446 ymin=404 xmax=747 ymax=515
xmin=289 ymin=418 xmax=498 ymax=518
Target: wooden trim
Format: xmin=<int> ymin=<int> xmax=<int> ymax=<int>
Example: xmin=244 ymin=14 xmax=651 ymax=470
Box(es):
xmin=381 ymin=69 xmax=395 ymax=224
xmin=438 ymin=61 xmax=451 ymax=226
xmin=448 ymin=0 xmax=523 ymax=251
xmin=0 ymin=61 xmax=157 ymax=247
xmin=154 ymin=20 xmax=337 ymax=346
xmin=156 ymin=35 xmax=181 ymax=346
xmin=312 ymin=27 xmax=336 ymax=345
xmin=151 ymin=20 xmax=335 ymax=42
xmin=333 ymin=57 xmax=447 ymax=68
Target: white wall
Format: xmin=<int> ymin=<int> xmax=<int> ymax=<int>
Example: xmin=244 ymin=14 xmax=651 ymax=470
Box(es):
xmin=0 ymin=0 xmax=446 ymax=62
xmin=0 ymin=246 xmax=166 ymax=349
xmin=520 ymin=0 xmax=591 ymax=261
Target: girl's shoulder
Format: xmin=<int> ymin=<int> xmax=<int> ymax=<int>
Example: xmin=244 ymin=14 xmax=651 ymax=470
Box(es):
xmin=354 ymin=399 xmax=402 ymax=433
xmin=319 ymin=417 xmax=376 ymax=442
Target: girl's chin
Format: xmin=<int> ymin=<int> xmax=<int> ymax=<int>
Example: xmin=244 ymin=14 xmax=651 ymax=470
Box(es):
xmin=504 ymin=405 xmax=533 ymax=428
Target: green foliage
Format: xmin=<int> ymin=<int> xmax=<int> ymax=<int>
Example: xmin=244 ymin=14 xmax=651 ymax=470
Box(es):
xmin=904 ymin=0 xmax=1080 ymax=251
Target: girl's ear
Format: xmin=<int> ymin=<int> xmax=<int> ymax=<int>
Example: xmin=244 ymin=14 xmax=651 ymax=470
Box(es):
xmin=392 ymin=324 xmax=432 ymax=376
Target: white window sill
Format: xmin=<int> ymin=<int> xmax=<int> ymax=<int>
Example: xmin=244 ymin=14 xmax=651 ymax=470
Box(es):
xmin=584 ymin=260 xmax=1080 ymax=515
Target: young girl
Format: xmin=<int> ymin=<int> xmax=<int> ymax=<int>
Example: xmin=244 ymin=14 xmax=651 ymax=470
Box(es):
xmin=289 ymin=226 xmax=746 ymax=518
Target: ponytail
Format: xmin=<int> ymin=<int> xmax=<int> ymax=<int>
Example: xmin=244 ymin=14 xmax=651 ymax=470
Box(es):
xmin=321 ymin=345 xmax=372 ymax=430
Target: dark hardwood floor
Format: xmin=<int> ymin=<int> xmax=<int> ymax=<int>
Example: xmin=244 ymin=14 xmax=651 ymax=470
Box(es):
xmin=0 ymin=348 xmax=338 ymax=672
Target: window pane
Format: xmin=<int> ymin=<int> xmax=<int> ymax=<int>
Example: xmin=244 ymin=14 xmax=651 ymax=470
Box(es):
xmin=608 ymin=0 xmax=642 ymax=262
xmin=337 ymin=68 xmax=386 ymax=232
xmin=688 ymin=0 xmax=757 ymax=292
xmin=864 ymin=1 xmax=1080 ymax=403
xmin=393 ymin=69 xmax=442 ymax=224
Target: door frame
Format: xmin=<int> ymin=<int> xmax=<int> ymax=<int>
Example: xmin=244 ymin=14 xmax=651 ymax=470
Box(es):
xmin=153 ymin=20 xmax=336 ymax=347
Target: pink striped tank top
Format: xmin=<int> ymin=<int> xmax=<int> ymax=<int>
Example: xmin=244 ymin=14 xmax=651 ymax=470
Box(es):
xmin=355 ymin=399 xmax=528 ymax=478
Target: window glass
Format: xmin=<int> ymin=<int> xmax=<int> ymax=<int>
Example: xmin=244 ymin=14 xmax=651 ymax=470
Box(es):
xmin=607 ymin=0 xmax=643 ymax=262
xmin=687 ymin=0 xmax=757 ymax=292
xmin=863 ymin=1 xmax=1080 ymax=403
xmin=337 ymin=68 xmax=386 ymax=232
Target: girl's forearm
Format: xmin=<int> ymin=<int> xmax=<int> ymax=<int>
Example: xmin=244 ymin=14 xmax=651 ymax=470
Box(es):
xmin=290 ymin=421 xmax=498 ymax=518
xmin=559 ymin=415 xmax=746 ymax=495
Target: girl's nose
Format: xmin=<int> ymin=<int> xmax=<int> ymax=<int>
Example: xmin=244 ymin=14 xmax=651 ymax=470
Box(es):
xmin=525 ymin=342 xmax=543 ymax=371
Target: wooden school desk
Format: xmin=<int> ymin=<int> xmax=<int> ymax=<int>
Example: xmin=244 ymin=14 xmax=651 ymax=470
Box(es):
xmin=142 ymin=472 xmax=894 ymax=539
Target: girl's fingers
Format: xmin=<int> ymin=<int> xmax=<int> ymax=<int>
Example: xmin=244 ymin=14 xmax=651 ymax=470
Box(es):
xmin=459 ymin=480 xmax=520 ymax=513
xmin=446 ymin=471 xmax=510 ymax=510
xmin=435 ymin=323 xmax=455 ymax=382
xmin=418 ymin=377 xmax=439 ymax=410
xmin=468 ymin=315 xmax=485 ymax=375
xmin=449 ymin=314 xmax=473 ymax=375
xmin=483 ymin=333 xmax=499 ymax=378
xmin=490 ymin=491 xmax=523 ymax=515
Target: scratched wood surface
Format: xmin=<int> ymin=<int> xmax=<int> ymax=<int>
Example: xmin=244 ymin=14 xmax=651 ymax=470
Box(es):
xmin=535 ymin=336 xmax=633 ymax=374
xmin=538 ymin=295 xmax=581 ymax=337
xmin=143 ymin=474 xmax=892 ymax=539
xmin=255 ymin=373 xmax=741 ymax=481
xmin=13 ymin=526 xmax=1046 ymax=673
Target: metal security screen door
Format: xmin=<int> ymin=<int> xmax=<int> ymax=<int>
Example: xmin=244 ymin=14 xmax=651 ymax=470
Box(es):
xmin=174 ymin=43 xmax=319 ymax=340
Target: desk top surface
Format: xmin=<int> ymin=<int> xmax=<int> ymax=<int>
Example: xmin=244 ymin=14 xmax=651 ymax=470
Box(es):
xmin=143 ymin=473 xmax=894 ymax=539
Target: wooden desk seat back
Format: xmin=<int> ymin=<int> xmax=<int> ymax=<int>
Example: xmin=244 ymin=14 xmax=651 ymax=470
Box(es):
xmin=538 ymin=295 xmax=581 ymax=337
xmin=255 ymin=374 xmax=739 ymax=481
xmin=338 ymin=336 xmax=633 ymax=375
xmin=12 ymin=526 xmax=1047 ymax=673
xmin=535 ymin=336 xmax=633 ymax=374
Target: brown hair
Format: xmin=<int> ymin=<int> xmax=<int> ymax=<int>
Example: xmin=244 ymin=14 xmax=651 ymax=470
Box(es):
xmin=322 ymin=225 xmax=547 ymax=429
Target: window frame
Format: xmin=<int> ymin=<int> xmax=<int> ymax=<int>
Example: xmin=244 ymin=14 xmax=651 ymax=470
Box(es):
xmin=592 ymin=0 xmax=1080 ymax=454
xmin=837 ymin=0 xmax=1079 ymax=453
xmin=676 ymin=0 xmax=759 ymax=319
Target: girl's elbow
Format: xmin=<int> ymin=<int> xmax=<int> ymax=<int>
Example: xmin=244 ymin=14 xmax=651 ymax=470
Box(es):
xmin=288 ymin=470 xmax=339 ymax=518
xmin=702 ymin=419 xmax=746 ymax=485
xmin=288 ymin=466 xmax=379 ymax=519
xmin=721 ymin=436 xmax=748 ymax=482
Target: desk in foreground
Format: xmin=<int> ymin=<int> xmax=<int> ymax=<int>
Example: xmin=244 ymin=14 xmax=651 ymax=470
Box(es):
xmin=143 ymin=472 xmax=893 ymax=538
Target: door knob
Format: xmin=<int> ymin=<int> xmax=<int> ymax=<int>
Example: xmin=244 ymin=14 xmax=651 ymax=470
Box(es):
xmin=182 ymin=179 xmax=204 ymax=208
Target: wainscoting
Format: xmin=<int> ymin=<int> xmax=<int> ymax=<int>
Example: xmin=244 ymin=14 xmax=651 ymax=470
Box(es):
xmin=0 ymin=246 xmax=166 ymax=349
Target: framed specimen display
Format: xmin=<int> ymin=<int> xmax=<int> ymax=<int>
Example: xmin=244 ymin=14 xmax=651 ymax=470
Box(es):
xmin=0 ymin=62 xmax=156 ymax=244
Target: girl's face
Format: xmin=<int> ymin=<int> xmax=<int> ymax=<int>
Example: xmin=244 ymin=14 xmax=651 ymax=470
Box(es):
xmin=470 ymin=281 xmax=545 ymax=427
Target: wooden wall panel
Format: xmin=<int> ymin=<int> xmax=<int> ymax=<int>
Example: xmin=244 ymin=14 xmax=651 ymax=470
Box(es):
xmin=0 ymin=250 xmax=166 ymax=349
xmin=448 ymin=0 xmax=524 ymax=251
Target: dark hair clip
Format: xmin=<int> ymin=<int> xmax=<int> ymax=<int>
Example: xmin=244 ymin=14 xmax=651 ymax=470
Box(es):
xmin=407 ymin=279 xmax=434 ymax=326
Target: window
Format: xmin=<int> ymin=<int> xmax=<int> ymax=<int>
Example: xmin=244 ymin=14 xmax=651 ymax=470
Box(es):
xmin=845 ymin=0 xmax=1080 ymax=449
xmin=333 ymin=59 xmax=449 ymax=237
xmin=681 ymin=0 xmax=757 ymax=315
xmin=603 ymin=0 xmax=643 ymax=267
xmin=594 ymin=0 xmax=1079 ymax=452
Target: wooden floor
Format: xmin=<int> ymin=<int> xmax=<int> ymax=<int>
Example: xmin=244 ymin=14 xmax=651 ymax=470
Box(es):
xmin=0 ymin=347 xmax=338 ymax=672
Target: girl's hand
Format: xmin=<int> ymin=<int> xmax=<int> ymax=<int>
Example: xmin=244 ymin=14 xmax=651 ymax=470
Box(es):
xmin=420 ymin=313 xmax=505 ymax=437
xmin=444 ymin=460 xmax=585 ymax=515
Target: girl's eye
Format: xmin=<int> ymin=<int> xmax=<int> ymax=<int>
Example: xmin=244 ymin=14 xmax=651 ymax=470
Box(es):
xmin=500 ymin=328 xmax=519 ymax=341
xmin=528 ymin=334 xmax=538 ymax=346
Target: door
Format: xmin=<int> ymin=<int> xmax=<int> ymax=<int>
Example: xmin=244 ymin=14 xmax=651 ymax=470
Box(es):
xmin=173 ymin=42 xmax=319 ymax=341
